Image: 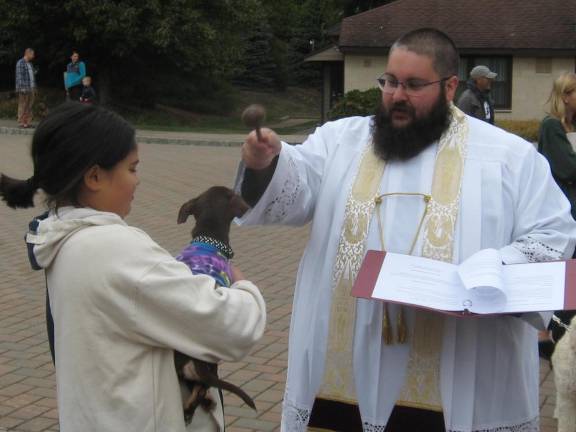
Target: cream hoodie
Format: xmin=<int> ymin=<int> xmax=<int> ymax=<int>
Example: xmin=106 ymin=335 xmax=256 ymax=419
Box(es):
xmin=26 ymin=207 xmax=266 ymax=432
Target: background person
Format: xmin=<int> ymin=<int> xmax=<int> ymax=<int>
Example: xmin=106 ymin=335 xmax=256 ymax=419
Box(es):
xmin=15 ymin=48 xmax=36 ymax=128
xmin=64 ymin=51 xmax=86 ymax=101
xmin=537 ymin=71 xmax=576 ymax=359
xmin=79 ymin=76 xmax=96 ymax=104
xmin=456 ymin=65 xmax=496 ymax=124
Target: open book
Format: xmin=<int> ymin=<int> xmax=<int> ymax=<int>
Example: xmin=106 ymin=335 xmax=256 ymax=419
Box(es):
xmin=352 ymin=249 xmax=576 ymax=314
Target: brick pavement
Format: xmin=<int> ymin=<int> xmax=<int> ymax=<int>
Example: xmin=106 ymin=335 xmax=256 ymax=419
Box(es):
xmin=0 ymin=134 xmax=559 ymax=431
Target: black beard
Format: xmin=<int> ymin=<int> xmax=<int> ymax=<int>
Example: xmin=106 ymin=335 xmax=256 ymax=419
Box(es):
xmin=371 ymin=91 xmax=451 ymax=161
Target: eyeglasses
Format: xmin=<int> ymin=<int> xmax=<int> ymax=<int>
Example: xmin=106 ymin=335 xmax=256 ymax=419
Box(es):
xmin=376 ymin=74 xmax=451 ymax=96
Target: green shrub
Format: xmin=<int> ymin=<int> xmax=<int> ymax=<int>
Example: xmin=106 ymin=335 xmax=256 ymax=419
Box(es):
xmin=0 ymin=87 xmax=65 ymax=121
xmin=496 ymin=119 xmax=540 ymax=143
xmin=328 ymin=88 xmax=380 ymax=120
xmin=0 ymin=95 xmax=16 ymax=119
xmin=327 ymin=90 xmax=541 ymax=144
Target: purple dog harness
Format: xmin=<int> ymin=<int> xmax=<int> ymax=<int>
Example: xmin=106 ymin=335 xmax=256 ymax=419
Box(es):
xmin=176 ymin=237 xmax=233 ymax=288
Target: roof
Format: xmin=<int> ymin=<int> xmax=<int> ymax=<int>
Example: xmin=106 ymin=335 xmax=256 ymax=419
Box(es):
xmin=305 ymin=45 xmax=344 ymax=62
xmin=339 ymin=0 xmax=576 ymax=54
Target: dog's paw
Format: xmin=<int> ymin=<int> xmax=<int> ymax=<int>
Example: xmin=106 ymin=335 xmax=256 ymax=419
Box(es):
xmin=200 ymin=391 xmax=216 ymax=411
xmin=182 ymin=361 xmax=201 ymax=381
xmin=184 ymin=384 xmax=215 ymax=413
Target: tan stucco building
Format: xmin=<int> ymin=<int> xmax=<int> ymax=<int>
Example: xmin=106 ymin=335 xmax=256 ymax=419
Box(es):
xmin=308 ymin=0 xmax=576 ymax=122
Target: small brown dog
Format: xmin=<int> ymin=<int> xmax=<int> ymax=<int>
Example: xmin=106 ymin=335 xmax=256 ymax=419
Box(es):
xmin=175 ymin=186 xmax=254 ymax=424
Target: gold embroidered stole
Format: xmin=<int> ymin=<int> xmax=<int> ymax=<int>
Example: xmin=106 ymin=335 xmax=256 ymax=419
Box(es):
xmin=320 ymin=146 xmax=386 ymax=401
xmin=319 ymin=105 xmax=469 ymax=409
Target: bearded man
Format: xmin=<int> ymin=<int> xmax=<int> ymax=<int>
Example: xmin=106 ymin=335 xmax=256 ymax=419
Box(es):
xmin=235 ymin=28 xmax=576 ymax=432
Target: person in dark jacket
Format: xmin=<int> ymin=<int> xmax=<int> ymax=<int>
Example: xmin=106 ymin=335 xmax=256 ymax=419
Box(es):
xmin=537 ymin=71 xmax=576 ymax=360
xmin=79 ymin=76 xmax=96 ymax=104
xmin=456 ymin=65 xmax=496 ymax=124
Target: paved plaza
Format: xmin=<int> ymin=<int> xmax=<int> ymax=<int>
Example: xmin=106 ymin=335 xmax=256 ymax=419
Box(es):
xmin=0 ymin=133 xmax=559 ymax=431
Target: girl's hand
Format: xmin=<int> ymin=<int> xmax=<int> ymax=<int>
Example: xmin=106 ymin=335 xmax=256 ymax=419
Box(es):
xmin=230 ymin=264 xmax=246 ymax=283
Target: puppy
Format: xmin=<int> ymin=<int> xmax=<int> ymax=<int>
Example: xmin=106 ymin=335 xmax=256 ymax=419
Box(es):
xmin=175 ymin=186 xmax=255 ymax=425
xmin=552 ymin=315 xmax=576 ymax=432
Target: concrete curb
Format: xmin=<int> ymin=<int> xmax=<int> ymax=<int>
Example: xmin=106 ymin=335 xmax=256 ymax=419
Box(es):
xmin=136 ymin=136 xmax=244 ymax=147
xmin=0 ymin=126 xmax=304 ymax=146
xmin=0 ymin=126 xmax=34 ymax=136
xmin=0 ymin=125 xmax=244 ymax=146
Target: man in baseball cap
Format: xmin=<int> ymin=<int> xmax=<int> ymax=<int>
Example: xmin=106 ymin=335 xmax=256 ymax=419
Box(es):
xmin=457 ymin=65 xmax=497 ymax=124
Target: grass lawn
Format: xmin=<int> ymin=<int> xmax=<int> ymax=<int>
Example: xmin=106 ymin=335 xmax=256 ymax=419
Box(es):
xmin=122 ymin=87 xmax=321 ymax=134
xmin=0 ymin=86 xmax=321 ymax=134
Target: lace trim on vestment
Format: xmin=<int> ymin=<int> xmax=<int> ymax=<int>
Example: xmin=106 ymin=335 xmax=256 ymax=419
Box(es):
xmin=281 ymin=404 xmax=539 ymax=432
xmin=282 ymin=401 xmax=539 ymax=432
xmin=447 ymin=416 xmax=539 ymax=432
xmin=512 ymin=236 xmax=563 ymax=263
xmin=282 ymin=399 xmax=311 ymax=432
xmin=264 ymin=155 xmax=301 ymax=223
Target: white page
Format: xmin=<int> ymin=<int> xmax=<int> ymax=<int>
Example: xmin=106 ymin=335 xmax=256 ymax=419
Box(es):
xmin=373 ymin=253 xmax=463 ymax=311
xmin=457 ymin=248 xmax=507 ymax=313
xmin=369 ymin=252 xmax=566 ymax=314
xmin=567 ymin=132 xmax=576 ymax=152
xmin=500 ymin=261 xmax=566 ymax=313
xmin=457 ymin=248 xmax=503 ymax=291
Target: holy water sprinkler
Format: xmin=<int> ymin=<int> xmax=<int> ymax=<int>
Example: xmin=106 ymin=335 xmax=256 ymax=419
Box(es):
xmin=241 ymin=104 xmax=266 ymax=141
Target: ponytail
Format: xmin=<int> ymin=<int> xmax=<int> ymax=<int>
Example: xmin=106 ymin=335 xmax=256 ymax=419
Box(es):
xmin=0 ymin=174 xmax=38 ymax=209
xmin=2 ymin=103 xmax=135 ymax=211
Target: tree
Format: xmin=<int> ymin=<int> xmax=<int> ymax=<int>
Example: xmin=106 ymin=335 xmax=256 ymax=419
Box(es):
xmin=338 ymin=0 xmax=396 ymax=16
xmin=0 ymin=0 xmax=251 ymax=106
xmin=0 ymin=0 xmax=397 ymax=108
xmin=233 ymin=2 xmax=278 ymax=89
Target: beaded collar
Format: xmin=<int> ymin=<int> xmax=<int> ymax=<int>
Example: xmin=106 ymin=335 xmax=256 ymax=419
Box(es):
xmin=191 ymin=235 xmax=234 ymax=259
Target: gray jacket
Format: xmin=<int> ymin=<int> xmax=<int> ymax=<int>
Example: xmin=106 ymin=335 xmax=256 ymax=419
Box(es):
xmin=456 ymin=81 xmax=495 ymax=124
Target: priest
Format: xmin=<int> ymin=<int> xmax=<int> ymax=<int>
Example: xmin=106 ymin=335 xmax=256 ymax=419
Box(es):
xmin=235 ymin=28 xmax=576 ymax=432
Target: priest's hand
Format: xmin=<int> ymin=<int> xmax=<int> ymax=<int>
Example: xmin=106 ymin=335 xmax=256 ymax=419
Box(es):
xmin=242 ymin=128 xmax=281 ymax=170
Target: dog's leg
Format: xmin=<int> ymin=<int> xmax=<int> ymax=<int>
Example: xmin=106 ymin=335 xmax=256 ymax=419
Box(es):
xmin=193 ymin=360 xmax=256 ymax=410
xmin=184 ymin=384 xmax=204 ymax=416
xmin=182 ymin=362 xmax=217 ymax=411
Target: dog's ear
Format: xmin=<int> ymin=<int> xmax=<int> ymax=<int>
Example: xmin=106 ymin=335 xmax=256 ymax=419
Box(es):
xmin=177 ymin=198 xmax=198 ymax=224
xmin=230 ymin=194 xmax=251 ymax=218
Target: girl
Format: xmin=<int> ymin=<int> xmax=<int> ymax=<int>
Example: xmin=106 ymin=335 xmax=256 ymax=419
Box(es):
xmin=0 ymin=102 xmax=266 ymax=432
xmin=538 ymin=72 xmax=576 ymax=359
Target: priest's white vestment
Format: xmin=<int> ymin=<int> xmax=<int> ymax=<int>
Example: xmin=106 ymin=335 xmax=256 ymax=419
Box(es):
xmin=235 ymin=114 xmax=576 ymax=432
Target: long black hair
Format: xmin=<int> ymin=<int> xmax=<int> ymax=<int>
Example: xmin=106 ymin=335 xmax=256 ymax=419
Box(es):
xmin=0 ymin=102 xmax=136 ymax=209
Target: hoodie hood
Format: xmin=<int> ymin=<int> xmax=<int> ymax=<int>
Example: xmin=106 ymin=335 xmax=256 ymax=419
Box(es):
xmin=26 ymin=207 xmax=126 ymax=270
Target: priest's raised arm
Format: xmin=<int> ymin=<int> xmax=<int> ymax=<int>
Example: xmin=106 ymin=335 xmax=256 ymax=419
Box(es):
xmin=235 ymin=121 xmax=357 ymax=226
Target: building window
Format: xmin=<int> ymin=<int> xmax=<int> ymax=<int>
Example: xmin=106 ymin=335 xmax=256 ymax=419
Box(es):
xmin=457 ymin=56 xmax=512 ymax=110
xmin=535 ymin=58 xmax=552 ymax=74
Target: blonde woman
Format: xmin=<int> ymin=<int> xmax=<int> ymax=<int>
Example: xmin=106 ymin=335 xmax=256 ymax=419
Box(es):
xmin=539 ymin=72 xmax=576 ymax=215
xmin=538 ymin=72 xmax=576 ymax=360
